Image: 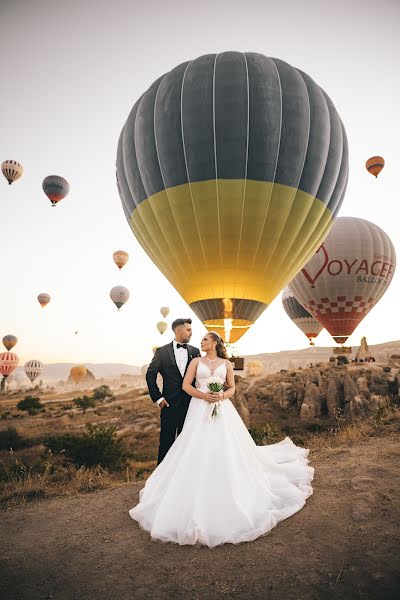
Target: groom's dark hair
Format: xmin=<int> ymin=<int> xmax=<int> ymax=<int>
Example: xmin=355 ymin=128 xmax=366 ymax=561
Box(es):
xmin=172 ymin=318 xmax=192 ymax=332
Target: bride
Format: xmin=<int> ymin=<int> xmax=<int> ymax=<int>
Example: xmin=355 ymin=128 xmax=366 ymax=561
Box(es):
xmin=129 ymin=332 xmax=314 ymax=547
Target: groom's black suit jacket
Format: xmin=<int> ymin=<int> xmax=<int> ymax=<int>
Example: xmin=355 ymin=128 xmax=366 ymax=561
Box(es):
xmin=146 ymin=342 xmax=201 ymax=406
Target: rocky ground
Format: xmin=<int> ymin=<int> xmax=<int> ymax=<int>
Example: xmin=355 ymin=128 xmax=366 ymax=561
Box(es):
xmin=1 ymin=415 xmax=400 ymax=600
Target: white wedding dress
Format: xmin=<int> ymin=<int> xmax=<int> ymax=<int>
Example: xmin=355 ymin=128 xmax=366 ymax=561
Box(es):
xmin=129 ymin=360 xmax=314 ymax=547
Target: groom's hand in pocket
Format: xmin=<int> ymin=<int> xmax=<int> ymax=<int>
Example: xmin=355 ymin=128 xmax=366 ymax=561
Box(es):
xmin=159 ymin=399 xmax=170 ymax=409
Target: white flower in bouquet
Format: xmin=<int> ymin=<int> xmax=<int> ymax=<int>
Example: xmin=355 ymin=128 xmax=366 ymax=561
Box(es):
xmin=206 ymin=376 xmax=224 ymax=419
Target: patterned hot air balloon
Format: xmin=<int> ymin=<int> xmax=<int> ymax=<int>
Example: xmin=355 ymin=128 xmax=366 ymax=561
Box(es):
xmin=70 ymin=365 xmax=87 ymax=384
xmin=282 ymin=287 xmax=323 ymax=346
xmin=2 ymin=160 xmax=23 ymax=185
xmin=24 ymin=360 xmax=44 ymax=383
xmin=289 ymin=217 xmax=396 ymax=345
xmin=42 ymin=175 xmax=69 ymax=206
xmin=116 ymin=52 xmax=349 ymax=343
xmin=3 ymin=335 xmax=17 ymax=351
xmin=0 ymin=352 xmax=19 ymax=378
xmin=110 ymin=285 xmax=130 ymax=310
xmin=113 ymin=250 xmax=129 ymax=269
xmin=157 ymin=321 xmax=168 ymax=335
xmin=160 ymin=306 xmax=170 ymax=318
xmin=38 ymin=293 xmax=51 ymax=308
xmin=366 ymin=156 xmax=385 ymax=178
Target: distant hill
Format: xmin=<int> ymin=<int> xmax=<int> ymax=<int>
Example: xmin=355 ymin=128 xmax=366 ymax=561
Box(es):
xmin=10 ymin=340 xmax=400 ymax=383
xmin=243 ymin=340 xmax=400 ymax=373
xmin=13 ymin=363 xmax=141 ymax=383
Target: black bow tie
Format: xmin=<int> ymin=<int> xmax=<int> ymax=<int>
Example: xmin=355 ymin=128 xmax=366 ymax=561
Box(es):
xmin=176 ymin=343 xmax=188 ymax=350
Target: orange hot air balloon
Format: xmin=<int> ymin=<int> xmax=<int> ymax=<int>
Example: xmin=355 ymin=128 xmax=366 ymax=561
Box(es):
xmin=366 ymin=156 xmax=385 ymax=178
xmin=3 ymin=335 xmax=17 ymax=351
xmin=113 ymin=250 xmax=129 ymax=269
xmin=38 ymin=293 xmax=51 ymax=308
xmin=157 ymin=321 xmax=168 ymax=335
xmin=70 ymin=365 xmax=87 ymax=384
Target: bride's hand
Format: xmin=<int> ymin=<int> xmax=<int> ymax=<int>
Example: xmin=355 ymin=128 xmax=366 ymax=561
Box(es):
xmin=203 ymin=392 xmax=217 ymax=403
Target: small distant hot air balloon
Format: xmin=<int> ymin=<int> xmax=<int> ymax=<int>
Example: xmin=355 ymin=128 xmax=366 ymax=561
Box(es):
xmin=113 ymin=250 xmax=129 ymax=269
xmin=0 ymin=352 xmax=19 ymax=392
xmin=42 ymin=175 xmax=69 ymax=206
xmin=2 ymin=160 xmax=23 ymax=185
xmin=70 ymin=365 xmax=87 ymax=384
xmin=157 ymin=321 xmax=168 ymax=335
xmin=282 ymin=287 xmax=323 ymax=346
xmin=3 ymin=335 xmax=17 ymax=351
xmin=38 ymin=293 xmax=51 ymax=308
xmin=110 ymin=286 xmax=130 ymax=310
xmin=160 ymin=306 xmax=170 ymax=318
xmin=24 ymin=360 xmax=44 ymax=383
xmin=365 ymin=156 xmax=385 ymax=178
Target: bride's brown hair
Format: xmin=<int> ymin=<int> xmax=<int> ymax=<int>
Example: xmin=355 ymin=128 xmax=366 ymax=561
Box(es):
xmin=208 ymin=331 xmax=228 ymax=359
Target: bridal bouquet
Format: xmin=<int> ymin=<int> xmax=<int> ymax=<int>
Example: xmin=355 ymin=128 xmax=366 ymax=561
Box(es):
xmin=206 ymin=376 xmax=224 ymax=420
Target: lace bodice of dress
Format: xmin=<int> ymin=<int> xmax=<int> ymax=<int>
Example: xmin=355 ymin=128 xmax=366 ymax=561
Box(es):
xmin=195 ymin=360 xmax=227 ymax=393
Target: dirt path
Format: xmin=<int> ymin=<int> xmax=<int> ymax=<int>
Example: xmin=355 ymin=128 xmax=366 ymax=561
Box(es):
xmin=1 ymin=433 xmax=400 ymax=600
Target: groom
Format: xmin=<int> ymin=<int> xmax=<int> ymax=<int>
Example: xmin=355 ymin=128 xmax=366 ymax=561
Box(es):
xmin=146 ymin=318 xmax=201 ymax=464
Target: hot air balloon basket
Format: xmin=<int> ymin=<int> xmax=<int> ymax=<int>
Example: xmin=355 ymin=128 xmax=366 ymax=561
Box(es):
xmin=229 ymin=357 xmax=244 ymax=370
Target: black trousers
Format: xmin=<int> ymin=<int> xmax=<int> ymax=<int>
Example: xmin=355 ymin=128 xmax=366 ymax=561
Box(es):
xmin=157 ymin=398 xmax=190 ymax=464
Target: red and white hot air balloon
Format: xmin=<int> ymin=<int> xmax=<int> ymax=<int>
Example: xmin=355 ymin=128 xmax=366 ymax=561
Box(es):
xmin=0 ymin=351 xmax=19 ymax=380
xmin=282 ymin=288 xmax=323 ymax=346
xmin=289 ymin=217 xmax=396 ymax=345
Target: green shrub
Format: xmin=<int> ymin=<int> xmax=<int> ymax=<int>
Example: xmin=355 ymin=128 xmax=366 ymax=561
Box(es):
xmin=93 ymin=385 xmax=113 ymax=401
xmin=73 ymin=396 xmax=96 ymax=413
xmin=43 ymin=423 xmax=127 ymax=470
xmin=17 ymin=396 xmax=44 ymax=414
xmin=0 ymin=426 xmax=25 ymax=450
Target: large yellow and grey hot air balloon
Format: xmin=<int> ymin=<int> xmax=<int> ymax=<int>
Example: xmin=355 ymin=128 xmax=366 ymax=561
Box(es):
xmin=116 ymin=52 xmax=349 ymax=343
xmin=289 ymin=217 xmax=396 ymax=345
xmin=2 ymin=160 xmax=23 ymax=185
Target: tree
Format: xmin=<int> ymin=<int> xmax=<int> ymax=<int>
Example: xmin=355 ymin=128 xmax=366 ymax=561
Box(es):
xmin=92 ymin=385 xmax=114 ymax=401
xmin=73 ymin=396 xmax=96 ymax=413
xmin=17 ymin=396 xmax=44 ymax=415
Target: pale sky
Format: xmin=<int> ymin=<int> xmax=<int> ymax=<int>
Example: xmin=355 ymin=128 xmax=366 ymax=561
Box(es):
xmin=1 ymin=0 xmax=399 ymax=366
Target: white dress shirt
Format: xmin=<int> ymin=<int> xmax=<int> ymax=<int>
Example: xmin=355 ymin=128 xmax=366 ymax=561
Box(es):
xmin=156 ymin=340 xmax=189 ymax=405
